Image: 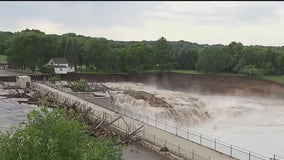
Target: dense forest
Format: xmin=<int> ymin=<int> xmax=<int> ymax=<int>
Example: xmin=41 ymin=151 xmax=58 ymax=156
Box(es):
xmin=0 ymin=29 xmax=283 ymax=77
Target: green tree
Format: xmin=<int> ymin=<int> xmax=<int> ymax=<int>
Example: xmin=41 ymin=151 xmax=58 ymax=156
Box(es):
xmin=5 ymin=30 xmax=55 ymax=71
xmin=120 ymin=43 xmax=152 ymax=73
xmin=0 ymin=107 xmax=122 ymax=160
xmin=58 ymin=33 xmax=84 ymax=70
xmin=223 ymin=41 xmax=244 ymax=72
xmin=84 ymin=38 xmax=110 ymax=71
xmin=177 ymin=49 xmax=198 ymax=70
xmin=0 ymin=31 xmax=13 ymax=54
xmin=196 ymin=47 xmax=231 ymax=73
xmin=153 ymin=37 xmax=175 ymax=72
xmin=103 ymin=48 xmax=123 ymax=72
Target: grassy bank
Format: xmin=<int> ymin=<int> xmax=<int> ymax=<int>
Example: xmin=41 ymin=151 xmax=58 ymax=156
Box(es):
xmin=169 ymin=70 xmax=248 ymax=76
xmin=0 ymin=55 xmax=7 ymax=62
xmin=264 ymin=75 xmax=284 ymax=85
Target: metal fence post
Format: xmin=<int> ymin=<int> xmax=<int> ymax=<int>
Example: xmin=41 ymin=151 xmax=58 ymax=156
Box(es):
xmin=187 ymin=130 xmax=189 ymax=140
xmin=200 ymin=134 xmax=202 ymax=144
xmin=214 ymin=139 xmax=216 ymax=150
xmin=155 ymin=119 xmax=157 ymax=128
xmin=175 ymin=126 xmax=177 ymax=135
xmin=192 ymin=150 xmax=195 ymax=160
xmin=178 ymin=144 xmax=180 ymax=156
xmin=118 ymin=118 xmax=120 ymax=128
xmin=249 ymin=151 xmax=251 ymax=160
xmin=147 ymin=116 xmax=149 ymax=124
xmin=230 ymin=145 xmax=232 ymax=156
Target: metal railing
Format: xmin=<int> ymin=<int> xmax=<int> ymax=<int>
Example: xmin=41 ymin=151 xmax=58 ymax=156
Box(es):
xmin=42 ymin=82 xmax=283 ymax=160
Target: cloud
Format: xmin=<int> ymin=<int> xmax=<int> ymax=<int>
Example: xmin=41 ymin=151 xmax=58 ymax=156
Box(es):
xmin=0 ymin=1 xmax=284 ymax=46
xmin=0 ymin=1 xmax=161 ymax=29
xmin=153 ymin=2 xmax=284 ymax=27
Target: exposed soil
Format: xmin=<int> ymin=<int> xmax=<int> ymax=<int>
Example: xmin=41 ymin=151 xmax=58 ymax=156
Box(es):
xmin=61 ymin=73 xmax=284 ymax=99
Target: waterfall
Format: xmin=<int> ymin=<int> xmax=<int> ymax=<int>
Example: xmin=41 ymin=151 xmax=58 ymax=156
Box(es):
xmin=104 ymin=82 xmax=211 ymax=127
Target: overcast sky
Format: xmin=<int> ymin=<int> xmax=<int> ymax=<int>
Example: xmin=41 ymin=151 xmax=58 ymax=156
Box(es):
xmin=1 ymin=1 xmax=284 ymax=46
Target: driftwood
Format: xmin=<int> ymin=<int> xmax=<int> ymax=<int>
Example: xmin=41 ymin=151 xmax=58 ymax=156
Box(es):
xmin=0 ymin=89 xmax=31 ymax=99
xmin=95 ymin=116 xmax=107 ymax=130
xmin=123 ymin=125 xmax=144 ymax=142
xmin=108 ymin=116 xmax=122 ymax=126
xmin=18 ymin=100 xmax=39 ymax=105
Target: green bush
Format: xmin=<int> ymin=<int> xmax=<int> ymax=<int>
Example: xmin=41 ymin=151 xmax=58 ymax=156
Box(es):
xmin=39 ymin=66 xmax=55 ymax=75
xmin=239 ymin=65 xmax=264 ymax=78
xmin=49 ymin=75 xmax=61 ymax=84
xmin=0 ymin=107 xmax=122 ymax=160
xmin=69 ymin=79 xmax=90 ymax=92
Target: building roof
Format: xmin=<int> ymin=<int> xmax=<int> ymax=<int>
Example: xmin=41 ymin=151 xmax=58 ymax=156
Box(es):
xmin=17 ymin=76 xmax=31 ymax=78
xmin=45 ymin=64 xmax=67 ymax=68
xmin=69 ymin=63 xmax=75 ymax=67
xmin=51 ymin=58 xmax=69 ymax=64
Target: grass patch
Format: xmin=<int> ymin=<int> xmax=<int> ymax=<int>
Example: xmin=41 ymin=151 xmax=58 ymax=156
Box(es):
xmin=264 ymin=75 xmax=284 ymax=85
xmin=170 ymin=70 xmax=204 ymax=75
xmin=78 ymin=70 xmax=128 ymax=75
xmin=170 ymin=70 xmax=246 ymax=77
xmin=143 ymin=70 xmax=161 ymax=73
xmin=0 ymin=55 xmax=7 ymax=62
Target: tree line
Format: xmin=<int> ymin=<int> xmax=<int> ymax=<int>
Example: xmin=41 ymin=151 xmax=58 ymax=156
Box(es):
xmin=0 ymin=29 xmax=283 ymax=76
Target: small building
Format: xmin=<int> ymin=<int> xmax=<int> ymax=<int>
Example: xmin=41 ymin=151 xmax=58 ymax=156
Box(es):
xmin=43 ymin=58 xmax=75 ymax=74
xmin=16 ymin=76 xmax=31 ymax=89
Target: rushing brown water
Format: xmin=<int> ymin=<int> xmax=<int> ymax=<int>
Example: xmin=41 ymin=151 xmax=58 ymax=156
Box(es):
xmin=102 ymin=82 xmax=284 ymax=158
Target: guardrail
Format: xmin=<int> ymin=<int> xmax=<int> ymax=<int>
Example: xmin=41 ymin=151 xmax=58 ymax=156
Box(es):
xmin=42 ymin=82 xmax=283 ymax=160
